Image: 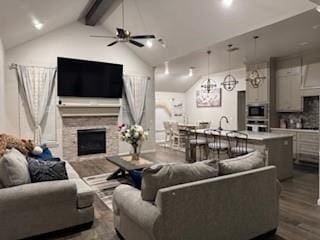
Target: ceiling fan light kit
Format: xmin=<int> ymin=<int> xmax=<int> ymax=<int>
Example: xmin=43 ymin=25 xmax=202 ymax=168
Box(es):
xmin=246 ymin=36 xmax=266 ymax=88
xmin=221 ymin=44 xmax=239 ymax=91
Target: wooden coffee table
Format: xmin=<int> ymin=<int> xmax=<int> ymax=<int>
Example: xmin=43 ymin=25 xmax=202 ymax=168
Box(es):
xmin=106 ymin=155 xmax=153 ymax=180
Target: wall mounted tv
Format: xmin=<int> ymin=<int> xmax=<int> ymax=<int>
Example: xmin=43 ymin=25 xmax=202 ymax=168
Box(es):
xmin=57 ymin=57 xmax=123 ymax=98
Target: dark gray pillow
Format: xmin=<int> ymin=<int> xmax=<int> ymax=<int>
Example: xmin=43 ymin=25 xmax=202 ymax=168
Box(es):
xmin=219 ymin=151 xmax=265 ymax=176
xmin=27 ymin=158 xmax=68 ymax=183
xmin=141 ymin=161 xmax=218 ymax=201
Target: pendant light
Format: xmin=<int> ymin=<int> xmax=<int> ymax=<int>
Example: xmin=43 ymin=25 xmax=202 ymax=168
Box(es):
xmin=201 ymin=50 xmax=217 ymax=93
xmin=246 ymin=36 xmax=266 ymax=88
xmin=221 ymin=44 xmax=239 ymax=91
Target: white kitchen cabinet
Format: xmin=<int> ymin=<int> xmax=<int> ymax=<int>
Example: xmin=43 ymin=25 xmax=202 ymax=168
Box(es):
xmin=271 ymin=128 xmax=319 ymax=163
xmin=276 ymin=58 xmax=303 ymax=112
xmin=297 ymin=132 xmax=319 ymax=164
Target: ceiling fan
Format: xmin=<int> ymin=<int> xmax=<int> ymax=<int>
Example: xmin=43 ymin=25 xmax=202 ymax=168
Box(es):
xmin=90 ymin=0 xmax=156 ymax=47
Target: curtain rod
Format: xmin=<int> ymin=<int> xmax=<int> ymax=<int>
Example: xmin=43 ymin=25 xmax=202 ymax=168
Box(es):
xmin=9 ymin=63 xmax=56 ymax=70
xmin=124 ymin=73 xmax=151 ymax=80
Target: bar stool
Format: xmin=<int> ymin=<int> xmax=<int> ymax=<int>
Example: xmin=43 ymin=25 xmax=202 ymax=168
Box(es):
xmin=226 ymin=131 xmax=254 ymax=158
xmin=163 ymin=121 xmax=172 ymax=147
xmin=186 ymin=128 xmax=207 ymax=162
xmin=171 ymin=122 xmax=186 ymax=149
xmin=205 ymin=129 xmax=229 ymax=160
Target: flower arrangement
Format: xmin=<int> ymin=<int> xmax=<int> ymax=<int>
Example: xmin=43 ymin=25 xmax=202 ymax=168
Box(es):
xmin=119 ymin=124 xmax=148 ymax=160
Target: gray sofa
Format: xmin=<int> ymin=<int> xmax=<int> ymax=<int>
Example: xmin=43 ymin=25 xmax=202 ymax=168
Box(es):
xmin=113 ymin=165 xmax=280 ymax=240
xmin=0 ymin=161 xmax=95 ymax=240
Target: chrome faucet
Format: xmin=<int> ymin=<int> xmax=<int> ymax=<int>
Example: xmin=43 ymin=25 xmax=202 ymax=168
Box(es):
xmin=218 ymin=116 xmax=229 ymax=130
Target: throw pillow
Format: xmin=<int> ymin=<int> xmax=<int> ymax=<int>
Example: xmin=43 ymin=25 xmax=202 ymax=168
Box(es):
xmin=0 ymin=134 xmax=35 ymax=158
xmin=0 ymin=148 xmax=31 ymax=187
xmin=30 ymin=146 xmax=53 ymax=160
xmin=128 ymin=170 xmax=142 ymax=189
xmin=141 ymin=161 xmax=218 ymax=201
xmin=28 ymin=158 xmax=68 ymax=183
xmin=218 ymin=151 xmax=265 ymax=176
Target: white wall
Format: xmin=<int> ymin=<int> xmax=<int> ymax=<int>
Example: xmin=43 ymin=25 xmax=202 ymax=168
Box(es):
xmin=155 ymin=91 xmax=186 ymax=142
xmin=5 ymin=21 xmax=155 ymax=156
xmin=0 ymin=39 xmax=5 ymax=132
xmin=185 ymin=68 xmax=246 ymax=130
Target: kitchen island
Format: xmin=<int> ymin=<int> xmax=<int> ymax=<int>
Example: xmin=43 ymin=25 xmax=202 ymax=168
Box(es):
xmin=186 ymin=130 xmax=294 ymax=181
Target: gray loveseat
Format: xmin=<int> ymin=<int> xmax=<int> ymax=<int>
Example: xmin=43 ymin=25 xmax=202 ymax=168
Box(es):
xmin=113 ymin=165 xmax=280 ymax=240
xmin=0 ymin=161 xmax=95 ymax=240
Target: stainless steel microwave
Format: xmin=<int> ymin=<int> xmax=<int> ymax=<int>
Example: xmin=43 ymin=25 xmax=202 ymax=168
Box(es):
xmin=246 ymin=104 xmax=268 ymax=119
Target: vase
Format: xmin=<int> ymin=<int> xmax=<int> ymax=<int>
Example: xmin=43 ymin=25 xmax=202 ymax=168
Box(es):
xmin=131 ymin=145 xmax=140 ymax=161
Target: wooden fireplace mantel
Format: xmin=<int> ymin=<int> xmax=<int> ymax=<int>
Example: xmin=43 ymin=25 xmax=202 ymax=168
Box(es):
xmin=58 ymin=104 xmax=121 ymax=118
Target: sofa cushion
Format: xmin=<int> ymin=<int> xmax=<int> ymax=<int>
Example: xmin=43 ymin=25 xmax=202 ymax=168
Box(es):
xmin=27 ymin=158 xmax=68 ymax=183
xmin=65 ymin=161 xmax=80 ymax=179
xmin=70 ymin=179 xmax=95 ymax=209
xmin=0 ymin=148 xmax=31 ymax=187
xmin=219 ymin=151 xmax=265 ymax=176
xmin=141 ymin=161 xmax=218 ymax=201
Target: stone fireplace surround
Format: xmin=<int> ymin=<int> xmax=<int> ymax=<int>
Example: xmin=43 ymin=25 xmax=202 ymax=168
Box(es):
xmin=60 ymin=105 xmax=120 ymax=162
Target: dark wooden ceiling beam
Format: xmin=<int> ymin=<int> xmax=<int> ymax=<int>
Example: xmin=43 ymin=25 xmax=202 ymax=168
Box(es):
xmin=309 ymin=0 xmax=320 ymax=5
xmin=85 ymin=0 xmax=122 ymax=26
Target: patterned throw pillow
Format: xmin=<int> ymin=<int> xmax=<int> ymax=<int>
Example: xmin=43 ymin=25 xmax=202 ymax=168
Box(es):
xmin=27 ymin=158 xmax=68 ymax=183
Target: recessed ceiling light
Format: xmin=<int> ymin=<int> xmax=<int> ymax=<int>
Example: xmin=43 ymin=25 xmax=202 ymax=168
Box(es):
xmin=316 ymin=5 xmax=320 ymax=13
xmin=146 ymin=40 xmax=153 ymax=48
xmin=299 ymin=41 xmax=309 ymax=46
xmin=32 ymin=19 xmax=43 ymax=30
xmin=188 ymin=67 xmax=194 ymax=77
xmin=164 ymin=61 xmax=169 ymax=75
xmin=222 ymin=0 xmax=233 ymax=7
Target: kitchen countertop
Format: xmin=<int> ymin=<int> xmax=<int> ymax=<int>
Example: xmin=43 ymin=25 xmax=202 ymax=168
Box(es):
xmin=195 ymin=129 xmax=294 ymax=141
xmin=271 ymin=128 xmax=319 ymax=133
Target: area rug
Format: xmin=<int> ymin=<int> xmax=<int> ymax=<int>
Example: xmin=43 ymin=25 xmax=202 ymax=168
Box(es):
xmin=83 ymin=173 xmax=130 ymax=211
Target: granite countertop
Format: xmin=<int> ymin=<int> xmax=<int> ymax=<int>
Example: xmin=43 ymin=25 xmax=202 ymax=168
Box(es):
xmin=195 ymin=129 xmax=294 ymax=141
xmin=271 ymin=128 xmax=319 ymax=133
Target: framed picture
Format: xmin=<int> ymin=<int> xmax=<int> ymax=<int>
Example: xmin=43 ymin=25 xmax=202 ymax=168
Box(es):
xmin=196 ymin=88 xmax=222 ymax=108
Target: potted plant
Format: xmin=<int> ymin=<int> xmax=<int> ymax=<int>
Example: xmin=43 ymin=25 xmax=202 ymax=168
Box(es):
xmin=119 ymin=124 xmax=148 ymax=161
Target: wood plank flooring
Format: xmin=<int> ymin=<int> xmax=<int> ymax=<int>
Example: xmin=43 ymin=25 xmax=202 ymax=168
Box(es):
xmin=31 ymin=146 xmax=320 ymax=240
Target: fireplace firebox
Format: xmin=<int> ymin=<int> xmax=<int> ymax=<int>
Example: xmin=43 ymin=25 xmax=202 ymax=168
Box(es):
xmin=77 ymin=128 xmax=106 ymax=156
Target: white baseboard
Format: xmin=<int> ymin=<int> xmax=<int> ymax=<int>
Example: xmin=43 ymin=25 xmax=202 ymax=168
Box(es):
xmin=118 ymin=148 xmax=156 ymax=156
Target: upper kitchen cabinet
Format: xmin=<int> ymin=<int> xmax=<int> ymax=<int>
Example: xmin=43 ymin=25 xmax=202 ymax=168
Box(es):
xmin=246 ymin=64 xmax=269 ymax=104
xmin=276 ymin=57 xmax=303 ymax=112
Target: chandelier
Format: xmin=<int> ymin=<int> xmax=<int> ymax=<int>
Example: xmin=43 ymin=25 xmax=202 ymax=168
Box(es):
xmin=201 ymin=50 xmax=217 ymax=93
xmin=246 ymin=36 xmax=266 ymax=88
xmin=221 ymin=44 xmax=239 ymax=91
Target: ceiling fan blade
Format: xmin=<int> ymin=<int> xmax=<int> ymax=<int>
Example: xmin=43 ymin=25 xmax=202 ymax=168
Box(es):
xmin=107 ymin=41 xmax=118 ymax=47
xmin=129 ymin=40 xmax=144 ymax=47
xmin=131 ymin=35 xmax=156 ymax=39
xmin=90 ymin=35 xmax=117 ymax=39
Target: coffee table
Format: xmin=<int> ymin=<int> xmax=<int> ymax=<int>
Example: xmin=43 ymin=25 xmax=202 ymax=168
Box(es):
xmin=106 ymin=155 xmax=153 ymax=180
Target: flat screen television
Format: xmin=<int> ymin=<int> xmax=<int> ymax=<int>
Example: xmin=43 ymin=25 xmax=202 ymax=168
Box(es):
xmin=57 ymin=57 xmax=123 ymax=98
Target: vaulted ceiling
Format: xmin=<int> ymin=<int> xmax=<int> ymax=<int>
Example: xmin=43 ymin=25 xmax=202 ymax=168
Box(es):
xmin=0 ymin=0 xmax=319 ymax=92
xmin=102 ymin=0 xmax=315 ymax=66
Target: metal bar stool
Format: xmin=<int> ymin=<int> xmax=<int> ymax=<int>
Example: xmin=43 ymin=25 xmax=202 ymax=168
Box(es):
xmin=186 ymin=128 xmax=207 ymax=162
xmin=226 ymin=131 xmax=254 ymax=158
xmin=205 ymin=129 xmax=229 ymax=160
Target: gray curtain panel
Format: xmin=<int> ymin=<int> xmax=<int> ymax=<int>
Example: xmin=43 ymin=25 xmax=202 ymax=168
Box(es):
xmin=123 ymin=75 xmax=148 ymax=125
xmin=16 ymin=65 xmax=56 ymax=144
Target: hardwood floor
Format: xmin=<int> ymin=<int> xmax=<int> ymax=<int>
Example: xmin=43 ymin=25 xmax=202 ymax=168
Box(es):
xmin=32 ymin=146 xmax=320 ymax=240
